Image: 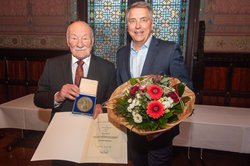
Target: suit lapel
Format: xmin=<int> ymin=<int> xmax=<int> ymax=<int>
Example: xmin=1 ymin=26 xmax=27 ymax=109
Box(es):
xmin=62 ymin=54 xmax=73 ymax=84
xmin=124 ymin=46 xmax=132 ymax=79
xmin=87 ymin=55 xmax=98 ymax=79
xmin=141 ymin=37 xmax=159 ymax=75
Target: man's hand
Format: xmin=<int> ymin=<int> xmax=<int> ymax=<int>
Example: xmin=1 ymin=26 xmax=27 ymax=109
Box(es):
xmin=93 ymin=104 xmax=103 ymax=119
xmin=54 ymin=84 xmax=80 ymax=102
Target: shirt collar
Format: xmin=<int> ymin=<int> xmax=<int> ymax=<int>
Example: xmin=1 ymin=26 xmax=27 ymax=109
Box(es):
xmin=131 ymin=35 xmax=152 ymax=51
xmin=72 ymin=55 xmax=91 ymax=66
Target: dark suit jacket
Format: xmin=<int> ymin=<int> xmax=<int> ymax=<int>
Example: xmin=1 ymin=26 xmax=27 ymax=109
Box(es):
xmin=116 ymin=36 xmax=193 ymax=149
xmin=34 ymin=54 xmax=117 ymax=118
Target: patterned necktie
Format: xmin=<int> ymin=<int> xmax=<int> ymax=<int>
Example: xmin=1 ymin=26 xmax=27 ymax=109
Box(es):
xmin=75 ymin=60 xmax=84 ymax=86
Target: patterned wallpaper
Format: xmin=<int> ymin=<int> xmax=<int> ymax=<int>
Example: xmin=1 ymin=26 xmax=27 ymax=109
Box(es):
xmin=88 ymin=0 xmax=127 ymax=63
xmin=0 ymin=0 xmax=77 ymax=50
xmin=202 ymin=0 xmax=250 ymax=52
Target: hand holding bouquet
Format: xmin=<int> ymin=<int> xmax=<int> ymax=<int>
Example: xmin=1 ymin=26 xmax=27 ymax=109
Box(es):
xmin=107 ymin=75 xmax=195 ymax=135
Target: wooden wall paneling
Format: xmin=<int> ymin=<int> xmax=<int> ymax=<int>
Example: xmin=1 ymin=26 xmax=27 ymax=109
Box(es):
xmin=7 ymin=85 xmax=27 ymax=101
xmin=27 ymin=60 xmax=46 ymax=84
xmin=231 ymin=68 xmax=250 ymax=92
xmin=6 ymin=59 xmax=26 ymax=82
xmin=230 ymin=67 xmax=250 ymax=107
xmin=77 ymin=0 xmax=88 ymax=21
xmin=0 ymin=84 xmax=7 ymax=104
xmin=202 ymin=96 xmax=225 ymax=106
xmin=26 ymin=59 xmax=46 ymax=93
xmin=185 ymin=0 xmax=201 ymax=77
xmin=5 ymin=57 xmax=27 ymax=100
xmin=0 ymin=48 xmax=69 ymax=102
xmin=0 ymin=56 xmax=7 ymax=103
xmin=230 ymin=98 xmax=250 ymax=107
xmin=203 ymin=67 xmax=228 ymax=91
xmin=0 ymin=58 xmax=5 ymax=80
xmin=192 ymin=20 xmax=206 ymax=105
xmin=195 ymin=52 xmax=250 ymax=107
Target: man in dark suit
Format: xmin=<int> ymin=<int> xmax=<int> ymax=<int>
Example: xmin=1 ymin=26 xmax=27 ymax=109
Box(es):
xmin=34 ymin=21 xmax=116 ymax=165
xmin=116 ymin=2 xmax=193 ymax=166
xmin=34 ymin=21 xmax=116 ymax=119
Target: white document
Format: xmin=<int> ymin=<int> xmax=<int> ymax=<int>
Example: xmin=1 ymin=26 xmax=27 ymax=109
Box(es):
xmin=31 ymin=112 xmax=127 ymax=164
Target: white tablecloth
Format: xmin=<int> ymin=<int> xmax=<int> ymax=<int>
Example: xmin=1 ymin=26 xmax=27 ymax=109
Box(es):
xmin=174 ymin=105 xmax=250 ymax=154
xmin=1 ymin=94 xmax=250 ymax=154
xmin=0 ymin=94 xmax=51 ymax=131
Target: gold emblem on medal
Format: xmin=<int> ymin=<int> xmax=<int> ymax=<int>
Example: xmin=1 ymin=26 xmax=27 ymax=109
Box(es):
xmin=77 ymin=97 xmax=93 ymax=112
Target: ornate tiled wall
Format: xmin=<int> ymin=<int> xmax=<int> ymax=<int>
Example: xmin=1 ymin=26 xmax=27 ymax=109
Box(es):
xmin=201 ymin=0 xmax=250 ymax=52
xmin=88 ymin=0 xmax=188 ymax=63
xmin=88 ymin=0 xmax=127 ymax=63
xmin=148 ymin=0 xmax=188 ymax=49
xmin=0 ymin=0 xmax=77 ymax=50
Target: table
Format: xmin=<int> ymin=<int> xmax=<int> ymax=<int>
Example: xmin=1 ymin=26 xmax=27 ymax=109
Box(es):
xmin=1 ymin=95 xmax=250 ymax=154
xmin=0 ymin=94 xmax=51 ymax=131
xmin=174 ymin=104 xmax=250 ymax=154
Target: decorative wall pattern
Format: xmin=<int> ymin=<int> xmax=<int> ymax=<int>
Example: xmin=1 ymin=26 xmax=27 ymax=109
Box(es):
xmin=0 ymin=35 xmax=67 ymax=50
xmin=147 ymin=0 xmax=188 ymax=49
xmin=88 ymin=0 xmax=127 ymax=63
xmin=88 ymin=0 xmax=188 ymax=62
xmin=203 ymin=0 xmax=250 ymax=52
xmin=0 ymin=0 xmax=77 ymax=50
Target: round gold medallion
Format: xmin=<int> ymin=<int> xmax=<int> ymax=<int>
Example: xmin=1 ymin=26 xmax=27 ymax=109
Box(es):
xmin=77 ymin=97 xmax=93 ymax=112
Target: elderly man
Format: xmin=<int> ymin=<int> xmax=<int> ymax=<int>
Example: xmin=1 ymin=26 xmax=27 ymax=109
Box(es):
xmin=34 ymin=21 xmax=116 ymax=121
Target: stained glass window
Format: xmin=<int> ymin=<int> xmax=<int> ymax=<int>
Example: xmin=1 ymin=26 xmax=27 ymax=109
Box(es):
xmin=147 ymin=0 xmax=189 ymax=50
xmin=88 ymin=0 xmax=127 ymax=63
xmin=87 ymin=0 xmax=188 ymax=62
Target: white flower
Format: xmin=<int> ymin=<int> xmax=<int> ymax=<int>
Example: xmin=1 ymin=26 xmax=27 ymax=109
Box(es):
xmin=130 ymin=100 xmax=136 ymax=108
xmin=167 ymin=97 xmax=174 ymax=104
xmin=127 ymin=106 xmax=133 ymax=112
xmin=134 ymin=99 xmax=141 ymax=106
xmin=136 ymin=93 xmax=141 ymax=99
xmin=128 ymin=98 xmax=132 ymax=103
xmin=160 ymin=97 xmax=174 ymax=109
xmin=132 ymin=112 xmax=142 ymax=123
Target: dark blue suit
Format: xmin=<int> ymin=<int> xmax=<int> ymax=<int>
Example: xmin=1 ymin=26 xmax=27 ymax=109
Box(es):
xmin=116 ymin=36 xmax=193 ymax=166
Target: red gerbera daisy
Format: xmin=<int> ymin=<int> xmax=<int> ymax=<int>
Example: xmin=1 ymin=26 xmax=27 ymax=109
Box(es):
xmin=147 ymin=85 xmax=163 ymax=100
xmin=146 ymin=101 xmax=164 ymax=119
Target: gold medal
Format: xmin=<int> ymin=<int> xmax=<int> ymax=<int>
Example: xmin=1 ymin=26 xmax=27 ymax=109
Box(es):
xmin=77 ymin=97 xmax=93 ymax=112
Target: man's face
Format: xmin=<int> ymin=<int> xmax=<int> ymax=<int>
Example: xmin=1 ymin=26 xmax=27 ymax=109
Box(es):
xmin=67 ymin=22 xmax=94 ymax=59
xmin=127 ymin=7 xmax=153 ymax=48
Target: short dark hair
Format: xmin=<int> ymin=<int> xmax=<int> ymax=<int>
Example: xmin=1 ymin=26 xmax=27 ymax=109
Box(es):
xmin=126 ymin=1 xmax=153 ymax=21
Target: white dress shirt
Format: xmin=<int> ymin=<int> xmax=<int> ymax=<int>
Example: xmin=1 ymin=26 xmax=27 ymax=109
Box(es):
xmin=130 ymin=35 xmax=152 ymax=78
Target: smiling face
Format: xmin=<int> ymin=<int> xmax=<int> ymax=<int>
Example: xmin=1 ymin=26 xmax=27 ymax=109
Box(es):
xmin=66 ymin=21 xmax=94 ymax=60
xmin=127 ymin=7 xmax=153 ymax=50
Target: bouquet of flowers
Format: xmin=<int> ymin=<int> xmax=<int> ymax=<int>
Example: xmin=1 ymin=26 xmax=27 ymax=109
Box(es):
xmin=107 ymin=75 xmax=195 ymax=135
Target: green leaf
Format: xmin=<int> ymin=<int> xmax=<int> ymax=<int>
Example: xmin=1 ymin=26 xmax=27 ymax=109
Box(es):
xmin=172 ymin=108 xmax=183 ymax=114
xmin=164 ymin=111 xmax=173 ymax=118
xmin=168 ymin=114 xmax=179 ymax=122
xmin=177 ymin=83 xmax=185 ymax=96
xmin=171 ymin=103 xmax=183 ymax=114
xmin=160 ymin=76 xmax=170 ymax=85
xmin=129 ymin=78 xmax=138 ymax=85
xmin=181 ymin=96 xmax=191 ymax=103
